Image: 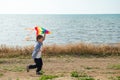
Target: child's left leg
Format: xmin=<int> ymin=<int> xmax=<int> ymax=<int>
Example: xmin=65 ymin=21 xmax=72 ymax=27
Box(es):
xmin=27 ymin=59 xmax=37 ymax=72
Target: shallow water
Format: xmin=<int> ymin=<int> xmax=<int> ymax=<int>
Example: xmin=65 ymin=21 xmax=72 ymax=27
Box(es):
xmin=0 ymin=14 xmax=120 ymax=46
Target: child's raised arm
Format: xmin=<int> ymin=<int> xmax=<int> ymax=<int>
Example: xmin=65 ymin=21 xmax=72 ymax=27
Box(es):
xmin=43 ymin=33 xmax=46 ymax=41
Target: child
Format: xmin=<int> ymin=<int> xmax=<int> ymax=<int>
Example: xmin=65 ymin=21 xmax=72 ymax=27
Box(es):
xmin=27 ymin=33 xmax=46 ymax=75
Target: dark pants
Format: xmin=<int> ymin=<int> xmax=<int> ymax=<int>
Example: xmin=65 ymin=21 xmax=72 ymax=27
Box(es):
xmin=29 ymin=58 xmax=43 ymax=72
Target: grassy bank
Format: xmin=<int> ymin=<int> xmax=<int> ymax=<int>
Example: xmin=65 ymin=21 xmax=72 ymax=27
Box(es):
xmin=0 ymin=43 xmax=120 ymax=58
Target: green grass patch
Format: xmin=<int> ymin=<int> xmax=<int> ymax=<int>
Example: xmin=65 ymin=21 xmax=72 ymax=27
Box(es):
xmin=107 ymin=64 xmax=120 ymax=70
xmin=38 ymin=75 xmax=58 ymax=80
xmin=71 ymin=71 xmax=88 ymax=77
xmin=0 ymin=60 xmax=6 ymax=64
xmin=71 ymin=71 xmax=95 ymax=80
xmin=16 ymin=78 xmax=20 ymax=80
xmin=13 ymin=66 xmax=25 ymax=72
xmin=84 ymin=67 xmax=93 ymax=70
xmin=0 ymin=65 xmax=25 ymax=72
xmin=0 ymin=73 xmax=3 ymax=77
xmin=102 ymin=71 xmax=117 ymax=74
xmin=109 ymin=76 xmax=120 ymax=80
xmin=83 ymin=66 xmax=100 ymax=70
xmin=78 ymin=76 xmax=95 ymax=80
xmin=71 ymin=71 xmax=79 ymax=77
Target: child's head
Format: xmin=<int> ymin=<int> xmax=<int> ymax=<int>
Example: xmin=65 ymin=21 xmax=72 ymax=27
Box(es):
xmin=36 ymin=35 xmax=44 ymax=42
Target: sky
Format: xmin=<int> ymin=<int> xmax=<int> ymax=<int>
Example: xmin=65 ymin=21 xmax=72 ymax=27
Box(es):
xmin=0 ymin=0 xmax=120 ymax=14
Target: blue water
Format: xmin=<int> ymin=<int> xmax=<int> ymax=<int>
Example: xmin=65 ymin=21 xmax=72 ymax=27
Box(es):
xmin=0 ymin=14 xmax=120 ymax=46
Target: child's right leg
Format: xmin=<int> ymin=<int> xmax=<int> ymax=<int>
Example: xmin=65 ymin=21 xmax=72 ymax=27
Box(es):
xmin=35 ymin=58 xmax=43 ymax=75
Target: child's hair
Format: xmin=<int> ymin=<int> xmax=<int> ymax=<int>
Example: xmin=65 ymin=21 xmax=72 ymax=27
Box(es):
xmin=36 ymin=35 xmax=43 ymax=41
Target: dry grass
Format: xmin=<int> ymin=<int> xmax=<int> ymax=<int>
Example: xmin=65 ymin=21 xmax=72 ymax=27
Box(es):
xmin=0 ymin=43 xmax=120 ymax=58
xmin=0 ymin=44 xmax=33 ymax=58
xmin=45 ymin=43 xmax=120 ymax=57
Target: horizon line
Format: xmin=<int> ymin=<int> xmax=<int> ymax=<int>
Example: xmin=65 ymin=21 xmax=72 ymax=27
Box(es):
xmin=0 ymin=13 xmax=120 ymax=15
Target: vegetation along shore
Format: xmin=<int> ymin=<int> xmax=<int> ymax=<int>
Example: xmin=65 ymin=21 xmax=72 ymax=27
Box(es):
xmin=0 ymin=43 xmax=120 ymax=58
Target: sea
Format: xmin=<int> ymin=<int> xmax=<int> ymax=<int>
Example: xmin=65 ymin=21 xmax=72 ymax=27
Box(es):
xmin=0 ymin=14 xmax=120 ymax=46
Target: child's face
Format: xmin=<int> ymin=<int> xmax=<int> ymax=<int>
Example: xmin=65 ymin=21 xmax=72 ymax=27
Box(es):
xmin=38 ymin=38 xmax=44 ymax=43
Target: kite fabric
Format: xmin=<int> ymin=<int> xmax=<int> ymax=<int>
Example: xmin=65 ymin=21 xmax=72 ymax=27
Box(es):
xmin=35 ymin=26 xmax=51 ymax=36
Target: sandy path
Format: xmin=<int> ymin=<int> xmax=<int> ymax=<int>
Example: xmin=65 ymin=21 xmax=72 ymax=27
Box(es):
xmin=0 ymin=57 xmax=120 ymax=80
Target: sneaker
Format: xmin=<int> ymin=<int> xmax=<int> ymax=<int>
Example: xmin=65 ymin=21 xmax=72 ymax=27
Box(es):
xmin=26 ymin=66 xmax=29 ymax=72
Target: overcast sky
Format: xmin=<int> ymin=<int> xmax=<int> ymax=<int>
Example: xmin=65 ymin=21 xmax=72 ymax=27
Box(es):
xmin=0 ymin=0 xmax=120 ymax=14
